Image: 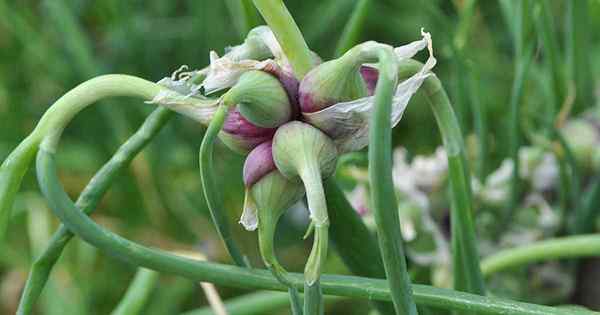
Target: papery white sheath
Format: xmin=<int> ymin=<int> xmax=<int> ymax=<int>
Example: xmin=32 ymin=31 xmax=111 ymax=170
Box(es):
xmin=303 ymin=29 xmax=437 ymax=153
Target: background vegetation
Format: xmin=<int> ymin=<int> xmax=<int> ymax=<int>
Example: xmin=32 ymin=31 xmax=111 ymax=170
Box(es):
xmin=0 ymin=0 xmax=599 ymax=314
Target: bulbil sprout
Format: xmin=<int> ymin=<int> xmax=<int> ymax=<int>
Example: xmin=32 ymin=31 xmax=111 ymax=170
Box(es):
xmin=272 ymin=121 xmax=337 ymax=285
xmin=240 ymin=141 xmax=304 ymax=286
xmin=222 ymin=70 xmax=293 ymax=128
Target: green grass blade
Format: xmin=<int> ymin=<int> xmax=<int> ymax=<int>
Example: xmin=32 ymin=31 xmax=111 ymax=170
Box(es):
xmin=225 ymin=0 xmax=261 ymax=39
xmin=335 ymin=0 xmax=370 ymax=57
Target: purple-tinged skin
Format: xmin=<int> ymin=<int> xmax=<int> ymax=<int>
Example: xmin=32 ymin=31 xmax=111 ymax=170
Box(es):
xmin=223 ymin=108 xmax=276 ymax=137
xmin=261 ymin=62 xmax=301 ymax=118
xmin=360 ymin=66 xmax=378 ymax=96
xmin=298 ymin=71 xmax=337 ymax=113
xmin=243 ymin=141 xmax=277 ymax=187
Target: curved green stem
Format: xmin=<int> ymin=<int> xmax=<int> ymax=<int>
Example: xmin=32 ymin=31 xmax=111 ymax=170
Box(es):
xmin=397 ymin=60 xmax=485 ymax=295
xmin=111 ymin=268 xmax=160 ymax=315
xmin=335 ymin=0 xmax=370 ymax=56
xmin=481 ymin=234 xmax=600 ymax=277
xmin=17 ymin=107 xmax=173 ymax=315
xmin=257 ymin=207 xmax=303 ymax=314
xmin=299 ymin=160 xmax=329 ymax=315
xmin=36 ymin=150 xmax=597 ymax=315
xmin=199 ymin=105 xmax=248 ymax=267
xmin=35 ymin=149 xmax=593 ymax=315
xmin=0 ymin=74 xmax=165 ymax=243
xmin=369 ymin=47 xmax=418 ymax=315
xmin=252 ymin=0 xmax=314 ymax=79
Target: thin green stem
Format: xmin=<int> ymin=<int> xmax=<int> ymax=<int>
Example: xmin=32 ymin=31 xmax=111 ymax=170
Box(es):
xmin=199 ymin=105 xmax=248 ymax=267
xmin=111 ymin=268 xmax=160 ymax=315
xmin=325 ymin=179 xmax=395 ymax=315
xmin=0 ymin=74 xmax=165 ymax=243
xmin=335 ymin=0 xmax=370 ymax=57
xmin=257 ymin=204 xmax=303 ymax=314
xmin=369 ymin=48 xmax=418 ymax=315
xmin=481 ymin=234 xmax=600 ymax=277
xmin=17 ymin=107 xmax=173 ymax=315
xmin=397 ymin=60 xmax=485 ymax=295
xmin=252 ymin=0 xmax=314 ymax=78
xmin=299 ymin=160 xmax=329 ymax=315
xmin=35 ymin=150 xmax=595 ymax=315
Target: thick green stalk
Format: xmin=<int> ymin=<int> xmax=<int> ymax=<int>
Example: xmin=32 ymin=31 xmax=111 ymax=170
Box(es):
xmin=397 ymin=60 xmax=485 ymax=295
xmin=17 ymin=107 xmax=173 ymax=315
xmin=369 ymin=48 xmax=418 ymax=315
xmin=34 ymin=151 xmax=595 ymax=315
xmin=111 ymin=268 xmax=160 ymax=315
xmin=252 ymin=0 xmax=314 ymax=78
xmin=335 ymin=0 xmax=370 ymax=56
xmin=481 ymin=234 xmax=600 ymax=277
xmin=199 ymin=105 xmax=248 ymax=267
xmin=325 ymin=180 xmax=395 ymax=315
xmin=0 ymin=74 xmax=165 ymax=243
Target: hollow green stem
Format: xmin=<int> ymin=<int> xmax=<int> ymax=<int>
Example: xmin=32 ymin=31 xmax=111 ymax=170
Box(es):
xmin=17 ymin=107 xmax=173 ymax=315
xmin=35 ymin=150 xmax=594 ymax=315
xmin=369 ymin=48 xmax=418 ymax=315
xmin=252 ymin=0 xmax=314 ymax=78
xmin=304 ymin=279 xmax=324 ymax=315
xmin=111 ymin=268 xmax=160 ymax=315
xmin=0 ymin=74 xmax=166 ymax=243
xmin=397 ymin=60 xmax=485 ymax=295
xmin=335 ymin=0 xmax=370 ymax=56
xmin=199 ymin=105 xmax=248 ymax=267
xmin=325 ymin=179 xmax=395 ymax=315
xmin=481 ymin=234 xmax=600 ymax=277
xmin=299 ymin=160 xmax=329 ymax=315
xmin=257 ymin=205 xmax=303 ymax=314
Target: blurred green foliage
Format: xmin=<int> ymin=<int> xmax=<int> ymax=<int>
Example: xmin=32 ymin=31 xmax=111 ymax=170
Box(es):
xmin=0 ymin=0 xmax=599 ymax=314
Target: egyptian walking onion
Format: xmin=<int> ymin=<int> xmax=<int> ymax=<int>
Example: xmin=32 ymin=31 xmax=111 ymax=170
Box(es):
xmin=0 ymin=22 xmax=438 ymax=315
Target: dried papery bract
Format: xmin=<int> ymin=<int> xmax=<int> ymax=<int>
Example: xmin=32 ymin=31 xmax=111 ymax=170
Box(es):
xmin=272 ymin=121 xmax=338 ymax=313
xmin=303 ymin=30 xmax=437 ymax=153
